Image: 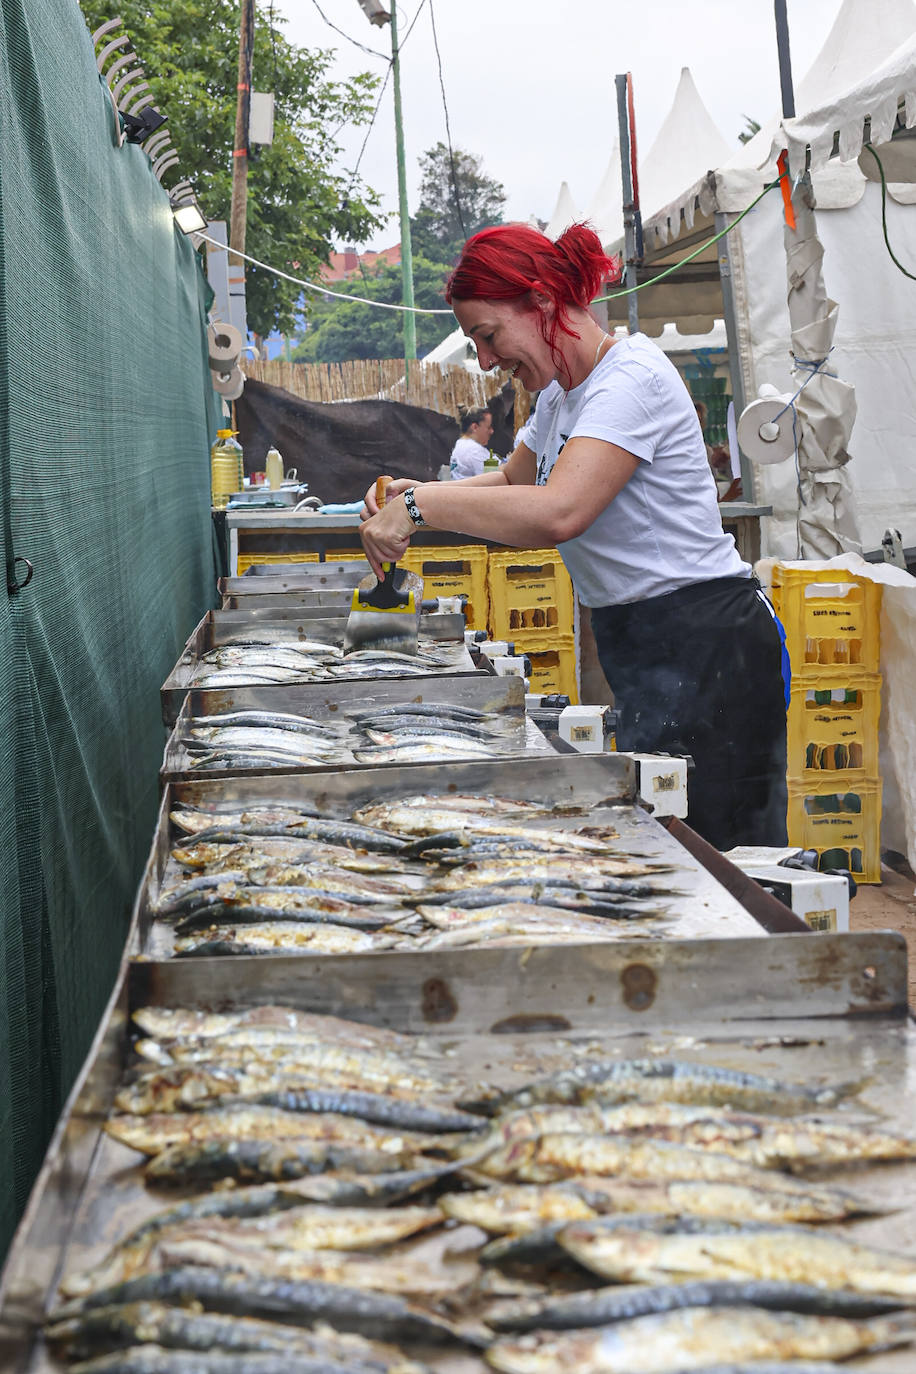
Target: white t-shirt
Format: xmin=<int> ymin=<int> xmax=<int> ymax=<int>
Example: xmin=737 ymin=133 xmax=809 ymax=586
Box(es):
xmin=449 ymin=435 xmax=489 ymax=480
xmin=519 ymin=333 xmax=749 ymax=607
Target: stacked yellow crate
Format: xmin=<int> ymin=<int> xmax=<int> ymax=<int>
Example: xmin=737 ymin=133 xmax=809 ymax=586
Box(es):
xmin=235 ymin=552 xmax=321 ymax=573
xmin=772 ymin=565 xmax=883 ymax=882
xmin=400 ymin=545 xmax=490 ymax=631
xmin=486 ymin=548 xmax=578 ymax=701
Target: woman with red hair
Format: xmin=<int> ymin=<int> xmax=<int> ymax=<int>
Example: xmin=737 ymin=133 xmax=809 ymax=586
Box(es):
xmin=360 ymin=222 xmax=787 ymax=849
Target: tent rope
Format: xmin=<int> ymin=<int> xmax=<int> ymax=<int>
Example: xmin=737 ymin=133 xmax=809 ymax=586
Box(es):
xmin=594 ymin=173 xmax=786 ymax=302
xmin=198 ymin=177 xmax=788 ymax=319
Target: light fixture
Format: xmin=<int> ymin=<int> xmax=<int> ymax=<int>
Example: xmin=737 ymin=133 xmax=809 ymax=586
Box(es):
xmin=170 ymin=187 xmax=207 ymax=235
xmin=356 ymin=0 xmax=390 ymax=26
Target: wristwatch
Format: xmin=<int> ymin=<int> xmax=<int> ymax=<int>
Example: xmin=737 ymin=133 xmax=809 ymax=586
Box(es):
xmin=403 ymin=487 xmax=426 ymax=528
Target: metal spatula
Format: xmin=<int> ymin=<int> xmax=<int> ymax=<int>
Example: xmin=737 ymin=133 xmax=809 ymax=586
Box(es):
xmin=343 ymin=478 xmax=424 ymax=655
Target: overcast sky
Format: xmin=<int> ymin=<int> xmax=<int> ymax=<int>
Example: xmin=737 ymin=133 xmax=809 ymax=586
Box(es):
xmin=274 ymin=0 xmax=844 ymax=249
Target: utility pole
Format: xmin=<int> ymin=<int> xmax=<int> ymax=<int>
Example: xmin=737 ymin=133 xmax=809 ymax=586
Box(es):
xmin=229 ymin=0 xmax=254 ymax=266
xmin=355 ymin=1 xmax=416 ymax=378
xmin=389 ymin=2 xmax=417 ymax=372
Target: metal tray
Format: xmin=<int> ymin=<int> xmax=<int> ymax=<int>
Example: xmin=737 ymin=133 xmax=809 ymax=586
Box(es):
xmin=160 ymin=674 xmax=551 ymax=785
xmin=161 ymin=613 xmax=476 ymax=725
xmin=239 ymin=561 xmax=371 ymax=579
xmin=135 ymin=752 xmax=772 ymax=959
xmin=222 ymin=566 xmax=372 ymax=593
xmin=0 ymin=933 xmax=912 ymax=1373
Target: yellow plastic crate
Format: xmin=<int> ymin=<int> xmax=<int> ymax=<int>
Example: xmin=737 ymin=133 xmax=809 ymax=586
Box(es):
xmin=487 ymin=547 xmax=575 ymax=637
xmin=786 ymin=777 xmax=882 ymax=883
xmin=401 ymin=545 xmax=489 ymax=630
xmin=326 ymin=549 xmax=369 ymax=561
xmin=772 ymin=564 xmax=881 ymax=671
xmin=236 ymin=552 xmax=320 ymax=573
xmin=513 ymin=631 xmax=579 ymax=703
xmin=787 ymin=669 xmax=882 ymax=781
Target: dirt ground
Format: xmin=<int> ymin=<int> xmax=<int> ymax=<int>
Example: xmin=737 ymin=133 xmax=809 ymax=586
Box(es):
xmin=850 ymin=860 xmax=916 ymax=1009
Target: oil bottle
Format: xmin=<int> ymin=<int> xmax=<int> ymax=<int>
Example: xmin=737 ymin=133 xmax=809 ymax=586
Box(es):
xmin=265 ymin=446 xmax=285 ymax=490
xmin=210 ymin=429 xmax=244 ymax=508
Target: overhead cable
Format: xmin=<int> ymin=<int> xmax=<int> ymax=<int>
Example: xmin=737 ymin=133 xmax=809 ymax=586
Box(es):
xmin=196 ymin=232 xmax=452 ymax=313
xmin=429 ymin=0 xmax=466 ymax=238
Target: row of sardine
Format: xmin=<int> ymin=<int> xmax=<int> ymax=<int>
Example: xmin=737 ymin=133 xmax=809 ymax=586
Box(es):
xmin=49 ymin=1001 xmax=916 ymax=1374
xmin=191 ymin=638 xmax=460 ymax=689
xmin=179 ymin=703 xmax=526 ymax=773
xmin=151 ymin=793 xmax=678 ymax=956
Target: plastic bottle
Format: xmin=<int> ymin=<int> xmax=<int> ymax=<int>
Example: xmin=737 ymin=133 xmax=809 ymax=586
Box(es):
xmin=210 ymin=429 xmax=244 ymax=508
xmin=483 ymin=450 xmax=500 ymax=471
xmin=265 ymin=446 xmax=285 ymax=490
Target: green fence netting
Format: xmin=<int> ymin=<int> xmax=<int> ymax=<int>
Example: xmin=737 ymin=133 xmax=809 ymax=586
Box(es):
xmin=0 ymin=0 xmax=220 ymax=1257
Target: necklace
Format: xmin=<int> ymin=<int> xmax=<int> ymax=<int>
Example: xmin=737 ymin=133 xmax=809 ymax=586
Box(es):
xmin=562 ymin=333 xmax=611 ymax=392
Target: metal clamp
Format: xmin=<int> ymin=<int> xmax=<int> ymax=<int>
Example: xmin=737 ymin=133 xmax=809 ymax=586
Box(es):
xmin=7 ymin=556 xmax=33 ymax=594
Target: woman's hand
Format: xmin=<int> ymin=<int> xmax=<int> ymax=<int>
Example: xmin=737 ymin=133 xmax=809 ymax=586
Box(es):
xmin=359 ymin=490 xmax=416 ymax=579
xmin=360 ymin=476 xmax=417 ymax=521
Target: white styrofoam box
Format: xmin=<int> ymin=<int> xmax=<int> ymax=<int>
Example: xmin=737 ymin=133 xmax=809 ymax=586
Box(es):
xmin=480 ymin=640 xmax=513 ymax=657
xmin=626 ymin=752 xmax=689 ymax=818
xmin=732 ymin=862 xmax=850 ymax=933
xmin=493 ymin=655 xmax=527 ymax=681
xmin=558 ymin=704 xmax=605 ymax=753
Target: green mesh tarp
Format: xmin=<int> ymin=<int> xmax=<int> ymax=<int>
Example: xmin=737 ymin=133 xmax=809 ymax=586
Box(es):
xmin=0 ymin=0 xmax=219 ymax=1258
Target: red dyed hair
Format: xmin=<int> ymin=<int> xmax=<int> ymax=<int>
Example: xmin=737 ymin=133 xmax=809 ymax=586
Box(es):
xmin=446 ymin=222 xmax=621 ymax=372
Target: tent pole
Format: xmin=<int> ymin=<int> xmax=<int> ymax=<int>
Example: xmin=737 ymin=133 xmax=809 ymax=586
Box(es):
xmin=773 ymin=0 xmax=796 ymax=118
xmin=615 ymin=73 xmax=640 ymax=334
xmin=715 ymin=209 xmax=754 ymax=503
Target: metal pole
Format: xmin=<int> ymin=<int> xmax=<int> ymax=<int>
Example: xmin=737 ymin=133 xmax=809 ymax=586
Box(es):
xmin=615 ymin=74 xmax=639 ymax=334
xmin=229 ymin=0 xmax=254 ymax=267
xmin=774 ymin=0 xmax=795 ymax=118
xmin=390 ymin=1 xmax=416 ymax=376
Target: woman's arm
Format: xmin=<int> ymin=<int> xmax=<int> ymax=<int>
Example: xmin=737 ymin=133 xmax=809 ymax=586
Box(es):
xmin=359 ymin=436 xmax=640 ymax=576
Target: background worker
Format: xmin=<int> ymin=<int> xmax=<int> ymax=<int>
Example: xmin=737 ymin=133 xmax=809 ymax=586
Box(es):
xmin=449 ymin=406 xmax=494 ymax=479
xmin=360 ymin=222 xmax=788 ymax=850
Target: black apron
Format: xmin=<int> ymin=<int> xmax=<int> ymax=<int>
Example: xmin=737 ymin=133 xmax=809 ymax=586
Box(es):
xmin=590 ymin=575 xmax=788 ymax=850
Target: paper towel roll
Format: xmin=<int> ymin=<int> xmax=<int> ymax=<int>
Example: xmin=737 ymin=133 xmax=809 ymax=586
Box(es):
xmin=212 ymin=365 xmax=244 ymax=401
xmin=208 ymin=322 xmax=242 ymax=371
xmin=736 ymin=395 xmax=797 ymax=465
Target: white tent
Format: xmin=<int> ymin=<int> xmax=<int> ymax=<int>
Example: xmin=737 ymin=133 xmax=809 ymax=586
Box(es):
xmin=586 ymin=147 xmax=623 ymax=248
xmin=422 ymin=326 xmax=483 ymax=372
xmin=638 ymin=67 xmax=733 ymax=225
xmin=544 ymin=180 xmax=581 ymax=241
xmin=616 ymin=0 xmax=916 ymax=559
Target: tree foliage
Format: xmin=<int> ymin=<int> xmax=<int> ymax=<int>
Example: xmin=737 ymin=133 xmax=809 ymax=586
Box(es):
xmin=738 ymin=115 xmax=762 ymax=146
xmin=410 ymin=142 xmax=506 ymax=262
xmin=291 ymin=256 xmax=453 ymax=363
xmin=78 ymin=0 xmax=385 ymax=336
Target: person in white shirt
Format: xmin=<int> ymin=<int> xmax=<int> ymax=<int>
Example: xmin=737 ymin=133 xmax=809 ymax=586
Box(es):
xmin=448 ymin=406 xmax=494 ymax=479
xmin=359 ymin=222 xmax=788 ymax=849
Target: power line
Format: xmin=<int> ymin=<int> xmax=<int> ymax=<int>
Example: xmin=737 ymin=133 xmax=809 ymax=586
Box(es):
xmin=307 ymin=0 xmax=388 ymax=59
xmin=428 ymin=0 xmax=466 ymax=238
xmin=198 ymin=231 xmax=452 ymax=313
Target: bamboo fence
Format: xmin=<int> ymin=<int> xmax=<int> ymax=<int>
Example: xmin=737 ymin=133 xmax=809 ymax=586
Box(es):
xmin=241 ymin=357 xmax=531 ymax=431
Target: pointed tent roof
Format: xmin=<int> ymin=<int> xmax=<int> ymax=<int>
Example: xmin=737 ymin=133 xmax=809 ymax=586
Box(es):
xmin=729 ymin=0 xmax=916 ymax=173
xmin=586 ymin=146 xmax=623 ymax=249
xmin=645 ymin=0 xmax=916 ymax=243
xmin=544 ymin=181 xmax=580 ymax=240
xmin=638 ymin=67 xmax=732 ymax=221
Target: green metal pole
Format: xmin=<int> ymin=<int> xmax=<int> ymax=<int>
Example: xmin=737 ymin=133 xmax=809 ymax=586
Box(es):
xmin=389 ymin=1 xmax=416 ymax=377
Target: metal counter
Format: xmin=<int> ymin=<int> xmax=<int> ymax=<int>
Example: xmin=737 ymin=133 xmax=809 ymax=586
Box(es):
xmin=136 ymin=752 xmax=769 ymax=959
xmin=0 ymin=930 xmax=912 ymax=1372
xmin=161 ymin=613 xmax=476 ymax=726
xmin=160 ymin=675 xmax=550 ymax=786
